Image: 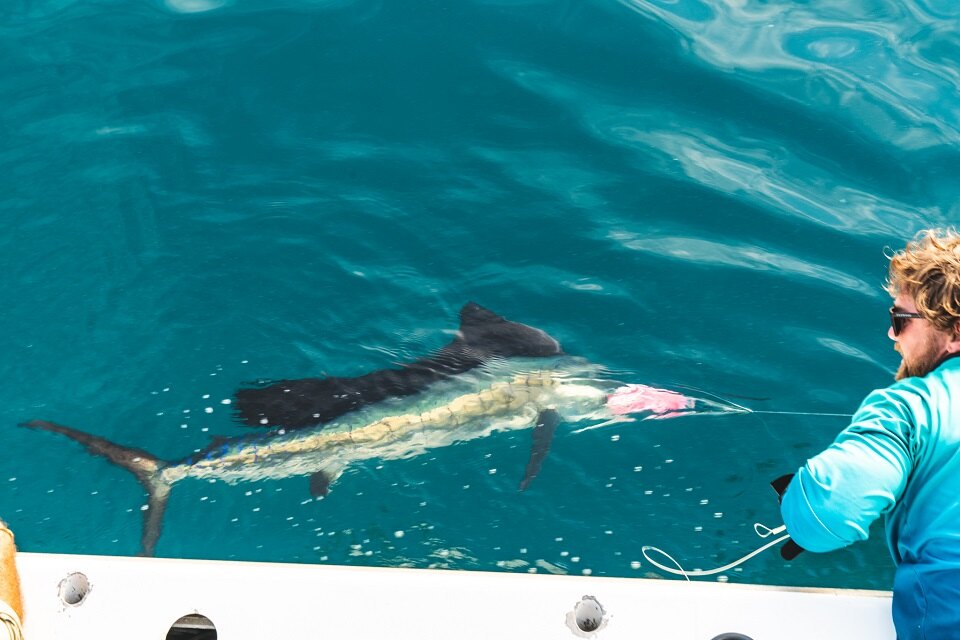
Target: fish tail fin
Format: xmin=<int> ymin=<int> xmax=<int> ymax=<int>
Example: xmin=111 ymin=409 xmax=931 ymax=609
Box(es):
xmin=19 ymin=419 xmax=172 ymax=556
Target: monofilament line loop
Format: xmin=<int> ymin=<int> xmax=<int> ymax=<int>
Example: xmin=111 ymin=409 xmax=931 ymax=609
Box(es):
xmin=642 ymin=522 xmax=792 ymax=580
xmin=754 ymin=523 xmax=786 ymax=538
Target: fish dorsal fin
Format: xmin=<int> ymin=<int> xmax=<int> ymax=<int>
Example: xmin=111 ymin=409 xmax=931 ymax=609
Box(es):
xmin=459 ymin=302 xmax=504 ymax=328
xmin=457 ymin=302 xmax=563 ymax=358
xmin=519 ymin=409 xmax=562 ymax=491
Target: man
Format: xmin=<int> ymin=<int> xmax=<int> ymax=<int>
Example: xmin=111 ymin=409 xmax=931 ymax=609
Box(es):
xmin=780 ymin=228 xmax=960 ymax=639
xmin=0 ymin=519 xmax=23 ymax=640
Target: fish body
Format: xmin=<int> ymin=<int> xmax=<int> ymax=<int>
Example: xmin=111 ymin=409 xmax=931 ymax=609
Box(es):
xmin=22 ymin=303 xmax=732 ymax=556
xmin=166 ymin=357 xmax=607 ymax=487
xmin=22 ymin=357 xmax=615 ymax=555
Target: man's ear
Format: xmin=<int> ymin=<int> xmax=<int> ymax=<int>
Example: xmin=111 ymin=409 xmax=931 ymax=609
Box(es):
xmin=949 ymin=323 xmax=960 ymax=352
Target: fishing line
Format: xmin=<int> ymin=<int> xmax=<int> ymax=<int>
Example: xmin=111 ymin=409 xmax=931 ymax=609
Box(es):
xmin=676 ymin=388 xmax=852 ymax=419
xmin=641 ymin=523 xmax=791 ymax=580
xmin=711 ymin=397 xmax=852 ymax=418
xmin=713 ymin=399 xmax=852 ymax=419
xmin=747 ymin=410 xmax=853 ymax=418
xmin=668 ymin=384 xmax=854 ymax=419
xmin=571 ymin=417 xmax=631 ymax=434
xmin=599 ymin=385 xmax=836 ymax=577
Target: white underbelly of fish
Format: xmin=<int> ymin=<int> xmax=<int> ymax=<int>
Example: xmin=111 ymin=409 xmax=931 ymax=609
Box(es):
xmin=172 ymin=409 xmax=541 ymax=485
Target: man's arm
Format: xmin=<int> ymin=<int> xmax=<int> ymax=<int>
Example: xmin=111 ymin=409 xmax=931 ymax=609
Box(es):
xmin=781 ymin=387 xmax=916 ymax=552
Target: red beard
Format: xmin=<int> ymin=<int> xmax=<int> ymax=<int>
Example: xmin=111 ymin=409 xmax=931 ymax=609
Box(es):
xmin=895 ymin=339 xmax=947 ymax=380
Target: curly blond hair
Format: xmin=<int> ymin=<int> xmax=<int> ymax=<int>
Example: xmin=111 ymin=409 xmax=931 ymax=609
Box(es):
xmin=886 ymin=228 xmax=960 ymax=331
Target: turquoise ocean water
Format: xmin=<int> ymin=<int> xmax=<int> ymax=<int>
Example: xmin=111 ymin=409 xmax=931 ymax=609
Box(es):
xmin=2 ymin=0 xmax=959 ymax=590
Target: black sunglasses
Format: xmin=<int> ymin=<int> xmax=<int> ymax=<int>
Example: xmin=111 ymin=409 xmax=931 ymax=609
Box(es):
xmin=890 ymin=307 xmax=923 ymax=336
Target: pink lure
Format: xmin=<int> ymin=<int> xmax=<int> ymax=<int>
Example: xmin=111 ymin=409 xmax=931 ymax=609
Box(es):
xmin=606 ymin=384 xmax=694 ymax=416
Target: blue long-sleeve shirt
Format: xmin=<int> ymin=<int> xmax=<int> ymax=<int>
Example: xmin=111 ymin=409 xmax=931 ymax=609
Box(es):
xmin=781 ymin=356 xmax=960 ymax=640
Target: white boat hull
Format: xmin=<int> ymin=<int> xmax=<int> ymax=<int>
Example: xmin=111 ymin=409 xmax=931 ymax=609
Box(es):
xmin=15 ymin=552 xmax=894 ymax=639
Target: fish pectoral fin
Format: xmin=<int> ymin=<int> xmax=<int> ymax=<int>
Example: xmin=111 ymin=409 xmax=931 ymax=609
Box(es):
xmin=519 ymin=408 xmax=562 ymax=491
xmin=309 ymin=467 xmax=343 ymax=498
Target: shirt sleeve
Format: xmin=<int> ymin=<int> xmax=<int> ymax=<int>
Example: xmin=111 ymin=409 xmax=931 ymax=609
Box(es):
xmin=780 ymin=386 xmax=918 ymax=553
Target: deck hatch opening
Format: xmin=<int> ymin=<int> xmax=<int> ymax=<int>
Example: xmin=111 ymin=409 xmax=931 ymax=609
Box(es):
xmin=167 ymin=613 xmax=217 ymax=639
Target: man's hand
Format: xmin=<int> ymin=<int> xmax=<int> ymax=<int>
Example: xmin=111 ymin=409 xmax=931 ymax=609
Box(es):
xmin=770 ymin=474 xmax=807 ymax=560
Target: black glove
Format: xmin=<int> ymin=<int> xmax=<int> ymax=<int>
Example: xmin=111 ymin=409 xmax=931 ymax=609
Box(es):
xmin=770 ymin=473 xmax=806 ymax=561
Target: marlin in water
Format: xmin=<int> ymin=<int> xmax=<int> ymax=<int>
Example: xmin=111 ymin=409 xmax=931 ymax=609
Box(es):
xmin=21 ymin=304 xmax=736 ymax=556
